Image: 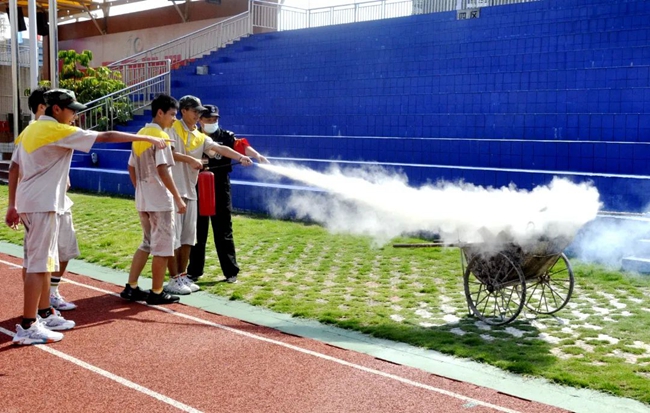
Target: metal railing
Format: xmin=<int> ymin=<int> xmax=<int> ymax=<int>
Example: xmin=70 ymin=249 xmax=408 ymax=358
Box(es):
xmin=417 ymin=0 xmax=540 ymax=13
xmin=309 ymin=1 xmax=413 ymax=27
xmin=0 ymin=43 xmax=31 ymax=67
xmin=108 ymin=11 xmax=251 ymax=71
xmin=75 ymin=7 xmax=254 ymax=135
xmin=108 ymin=60 xmax=171 ymax=87
xmin=76 ymin=60 xmax=171 ymax=131
xmin=254 ymin=0 xmax=542 ymax=31
xmin=73 ymin=11 xmax=253 ymax=133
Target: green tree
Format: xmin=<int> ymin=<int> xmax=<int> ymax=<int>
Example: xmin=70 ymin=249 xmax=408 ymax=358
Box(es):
xmin=38 ymin=50 xmax=134 ymax=130
xmin=57 ymin=50 xmax=127 ymax=104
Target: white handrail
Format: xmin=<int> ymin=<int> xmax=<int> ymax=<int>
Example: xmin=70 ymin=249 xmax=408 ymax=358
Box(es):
xmin=255 ymin=0 xmax=542 ymax=31
xmin=76 ymin=60 xmax=171 ymax=131
xmin=108 ymin=60 xmax=171 ymax=87
xmin=109 ymin=11 xmax=251 ymax=67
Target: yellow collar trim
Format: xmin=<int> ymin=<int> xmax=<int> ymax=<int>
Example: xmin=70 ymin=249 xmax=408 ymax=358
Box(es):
xmin=17 ymin=117 xmax=79 ymax=153
xmin=133 ymin=124 xmax=171 ymax=156
xmin=172 ymin=119 xmax=206 ymax=152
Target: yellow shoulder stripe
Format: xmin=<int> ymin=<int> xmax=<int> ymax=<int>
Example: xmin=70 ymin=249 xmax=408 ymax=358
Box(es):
xmin=19 ymin=122 xmax=80 ymax=153
xmin=133 ymin=126 xmax=171 ymax=156
xmin=172 ymin=120 xmax=205 ymax=152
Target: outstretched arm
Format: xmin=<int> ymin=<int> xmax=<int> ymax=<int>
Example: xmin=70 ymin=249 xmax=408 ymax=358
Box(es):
xmin=245 ymin=146 xmax=270 ymax=164
xmin=208 ymin=142 xmax=253 ymax=166
xmin=96 ymin=131 xmax=168 ymax=149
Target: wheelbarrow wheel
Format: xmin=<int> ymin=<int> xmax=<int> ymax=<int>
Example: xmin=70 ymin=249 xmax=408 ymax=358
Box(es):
xmin=463 ymin=252 xmax=526 ymax=326
xmin=525 ymin=253 xmax=574 ymax=315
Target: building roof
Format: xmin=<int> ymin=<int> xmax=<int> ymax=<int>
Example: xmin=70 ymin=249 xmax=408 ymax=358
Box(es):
xmin=0 ymin=0 xmax=193 ymax=35
xmin=0 ymin=0 xmax=184 ymax=25
xmin=0 ymin=0 xmax=103 ymax=17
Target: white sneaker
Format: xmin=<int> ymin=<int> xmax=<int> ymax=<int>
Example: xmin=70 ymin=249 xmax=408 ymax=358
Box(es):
xmin=50 ymin=290 xmax=77 ymax=311
xmin=38 ymin=311 xmax=76 ymax=331
xmin=13 ymin=320 xmax=64 ymax=345
xmin=180 ymin=274 xmax=200 ymax=292
xmin=163 ymin=276 xmax=192 ymax=295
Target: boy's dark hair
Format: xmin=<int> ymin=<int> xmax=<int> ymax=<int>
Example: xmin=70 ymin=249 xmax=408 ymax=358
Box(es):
xmin=151 ymin=94 xmax=179 ymax=118
xmin=28 ymin=86 xmax=51 ymax=115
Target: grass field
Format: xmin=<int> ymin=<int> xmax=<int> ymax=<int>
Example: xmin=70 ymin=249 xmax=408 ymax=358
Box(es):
xmin=1 ymin=186 xmax=650 ymax=404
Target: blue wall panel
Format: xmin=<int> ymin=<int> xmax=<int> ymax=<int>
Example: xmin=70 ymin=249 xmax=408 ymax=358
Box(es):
xmin=73 ymin=0 xmax=650 ymax=213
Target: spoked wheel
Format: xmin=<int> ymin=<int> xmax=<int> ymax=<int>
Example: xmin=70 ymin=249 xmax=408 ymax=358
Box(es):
xmin=525 ymin=253 xmax=574 ymax=315
xmin=463 ymin=252 xmax=526 ymax=326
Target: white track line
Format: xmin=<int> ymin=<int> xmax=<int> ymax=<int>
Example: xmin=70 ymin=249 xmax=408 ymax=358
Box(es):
xmin=0 ymin=259 xmax=202 ymax=413
xmin=0 ymin=326 xmax=202 ymax=412
xmin=0 ymin=259 xmax=21 ymax=269
xmin=0 ymin=258 xmax=521 ymax=413
xmin=64 ymin=278 xmax=522 ymax=413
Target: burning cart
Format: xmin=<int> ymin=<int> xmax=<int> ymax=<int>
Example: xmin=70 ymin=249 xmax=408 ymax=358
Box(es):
xmin=394 ymin=236 xmax=575 ymax=325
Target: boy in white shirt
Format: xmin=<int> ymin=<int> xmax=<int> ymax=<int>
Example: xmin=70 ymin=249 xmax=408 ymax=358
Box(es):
xmin=163 ymin=95 xmax=253 ymax=295
xmin=121 ymin=94 xmax=187 ymax=305
xmin=26 ymin=86 xmax=79 ymax=311
xmin=5 ymin=89 xmax=170 ymax=345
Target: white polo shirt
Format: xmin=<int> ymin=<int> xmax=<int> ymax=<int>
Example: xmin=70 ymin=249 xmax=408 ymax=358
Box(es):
xmin=12 ymin=116 xmax=98 ymax=214
xmin=128 ymin=123 xmax=176 ymax=212
xmin=166 ymin=119 xmax=218 ymax=201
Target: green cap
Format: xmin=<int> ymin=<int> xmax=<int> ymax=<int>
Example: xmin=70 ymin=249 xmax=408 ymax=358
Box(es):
xmin=179 ymin=95 xmax=207 ymax=112
xmin=44 ymin=89 xmax=87 ymax=111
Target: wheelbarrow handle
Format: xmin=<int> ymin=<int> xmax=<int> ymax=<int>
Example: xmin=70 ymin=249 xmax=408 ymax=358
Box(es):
xmin=392 ymin=243 xmax=447 ymax=248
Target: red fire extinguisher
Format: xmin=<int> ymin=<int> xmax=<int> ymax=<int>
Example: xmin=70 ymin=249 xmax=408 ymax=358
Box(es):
xmin=198 ymin=170 xmax=216 ymax=216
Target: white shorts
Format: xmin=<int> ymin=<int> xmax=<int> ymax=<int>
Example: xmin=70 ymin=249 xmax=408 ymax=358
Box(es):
xmin=138 ymin=211 xmax=175 ymax=257
xmin=58 ymin=211 xmax=80 ymax=262
xmin=21 ymin=212 xmax=60 ymax=274
xmin=174 ymin=198 xmax=197 ymax=249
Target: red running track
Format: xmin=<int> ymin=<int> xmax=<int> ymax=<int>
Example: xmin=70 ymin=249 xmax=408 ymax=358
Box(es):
xmin=0 ymin=253 xmax=569 ymax=413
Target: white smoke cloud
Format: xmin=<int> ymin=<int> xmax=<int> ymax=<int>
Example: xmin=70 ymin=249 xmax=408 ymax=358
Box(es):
xmin=569 ymin=215 xmax=650 ymax=267
xmin=257 ymin=163 xmax=602 ymax=252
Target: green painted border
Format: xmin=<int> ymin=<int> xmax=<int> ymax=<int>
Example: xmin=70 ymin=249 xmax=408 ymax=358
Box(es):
xmin=1 ymin=241 xmax=648 ymax=413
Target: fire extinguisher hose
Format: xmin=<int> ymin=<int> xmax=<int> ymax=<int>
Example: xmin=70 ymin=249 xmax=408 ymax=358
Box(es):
xmin=203 ymin=161 xmax=242 ymax=171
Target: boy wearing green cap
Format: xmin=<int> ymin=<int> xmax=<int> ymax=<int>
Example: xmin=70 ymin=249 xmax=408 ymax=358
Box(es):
xmin=5 ymin=88 xmax=170 ymax=345
xmin=163 ymin=95 xmax=253 ymax=295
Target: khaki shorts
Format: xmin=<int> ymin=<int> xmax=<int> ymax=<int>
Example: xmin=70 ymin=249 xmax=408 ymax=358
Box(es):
xmin=58 ymin=210 xmax=80 ymax=262
xmin=138 ymin=211 xmax=175 ymax=257
xmin=174 ymin=198 xmax=197 ymax=249
xmin=21 ymin=212 xmax=59 ymax=274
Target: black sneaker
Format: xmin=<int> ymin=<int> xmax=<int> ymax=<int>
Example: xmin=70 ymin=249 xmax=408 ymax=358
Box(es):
xmin=187 ymin=274 xmax=202 ymax=282
xmin=146 ymin=291 xmax=180 ymax=305
xmin=225 ymin=276 xmax=238 ymax=284
xmin=120 ymin=284 xmax=149 ymax=301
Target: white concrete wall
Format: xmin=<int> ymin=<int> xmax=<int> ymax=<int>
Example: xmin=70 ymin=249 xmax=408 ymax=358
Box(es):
xmin=59 ymin=17 xmax=225 ymax=66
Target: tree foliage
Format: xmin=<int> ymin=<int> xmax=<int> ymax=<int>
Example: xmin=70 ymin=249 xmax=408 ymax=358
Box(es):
xmin=57 ymin=49 xmax=128 ymax=104
xmin=37 ymin=50 xmax=133 ymax=130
